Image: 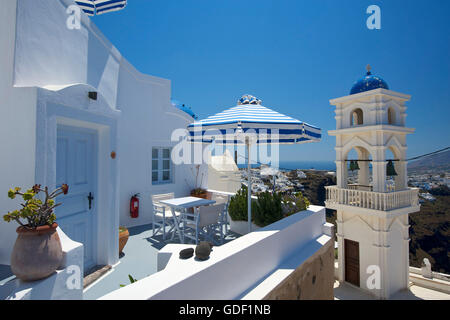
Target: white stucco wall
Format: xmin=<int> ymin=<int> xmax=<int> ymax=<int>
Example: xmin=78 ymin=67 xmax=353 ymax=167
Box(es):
xmin=0 ymin=0 xmax=124 ymax=269
xmin=336 ymin=209 xmax=410 ymax=298
xmin=329 ymin=89 xmax=410 ymax=130
xmin=0 ymin=0 xmax=38 ymax=265
xmin=1 ymin=0 xmax=201 ymax=271
xmin=14 ymin=0 xmax=120 ymax=109
xmin=115 ymin=59 xmax=197 ymax=228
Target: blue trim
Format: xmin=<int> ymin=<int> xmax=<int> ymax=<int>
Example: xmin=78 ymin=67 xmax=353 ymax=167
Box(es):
xmin=75 ymin=1 xmax=95 ymax=8
xmin=97 ymin=4 xmax=126 ymax=13
xmin=95 ymin=0 xmax=124 ymax=7
xmin=188 ymin=138 xmax=317 ymax=144
xmin=188 ymin=119 xmax=321 ymax=130
xmin=75 ymin=0 xmax=127 ymax=15
xmin=188 ymin=128 xmax=321 ymax=139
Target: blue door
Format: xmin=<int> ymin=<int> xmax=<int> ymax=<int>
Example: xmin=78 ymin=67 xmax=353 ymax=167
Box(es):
xmin=56 ymin=126 xmax=97 ymax=271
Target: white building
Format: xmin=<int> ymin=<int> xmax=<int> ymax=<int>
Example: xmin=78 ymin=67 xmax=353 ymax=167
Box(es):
xmin=207 ymin=150 xmax=241 ymax=194
xmin=325 ymin=66 xmax=420 ymax=299
xmin=296 ymin=170 xmax=307 ymax=179
xmin=0 ymin=0 xmax=201 ymax=274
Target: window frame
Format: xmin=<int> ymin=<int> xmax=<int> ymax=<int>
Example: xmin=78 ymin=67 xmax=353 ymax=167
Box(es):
xmin=152 ymin=147 xmax=174 ymax=185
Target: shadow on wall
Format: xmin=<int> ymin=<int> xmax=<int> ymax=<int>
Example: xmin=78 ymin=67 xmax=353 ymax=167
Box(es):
xmin=87 ymin=30 xmax=119 ymax=102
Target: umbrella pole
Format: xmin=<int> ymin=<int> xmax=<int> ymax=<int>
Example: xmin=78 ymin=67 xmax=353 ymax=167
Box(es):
xmin=247 ymin=140 xmax=252 ymax=234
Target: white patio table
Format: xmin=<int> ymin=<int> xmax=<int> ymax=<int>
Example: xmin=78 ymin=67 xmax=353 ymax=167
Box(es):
xmin=158 ymin=196 xmax=216 ymax=243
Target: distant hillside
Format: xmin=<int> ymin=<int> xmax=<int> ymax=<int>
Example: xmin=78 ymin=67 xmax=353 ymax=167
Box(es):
xmin=409 ymin=194 xmax=450 ymax=273
xmin=408 ymin=150 xmax=450 ymax=173
xmin=288 ymin=170 xmax=449 ymax=273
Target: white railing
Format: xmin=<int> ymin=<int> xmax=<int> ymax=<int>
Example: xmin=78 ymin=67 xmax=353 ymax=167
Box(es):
xmin=325 ymin=186 xmax=419 ymax=211
xmin=348 ymin=184 xmax=373 ymax=191
xmin=348 ymin=184 xmax=395 ymax=192
xmin=101 ymin=206 xmax=329 ymax=300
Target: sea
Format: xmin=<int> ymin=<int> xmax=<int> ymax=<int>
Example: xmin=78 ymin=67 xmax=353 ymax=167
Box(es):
xmin=238 ymin=161 xmax=336 ymax=171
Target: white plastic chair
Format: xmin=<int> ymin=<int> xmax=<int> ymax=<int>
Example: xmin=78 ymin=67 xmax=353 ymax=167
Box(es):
xmin=151 ymin=193 xmax=182 ymax=241
xmin=210 ymin=193 xmax=230 ymax=235
xmin=182 ymin=203 xmax=226 ymax=245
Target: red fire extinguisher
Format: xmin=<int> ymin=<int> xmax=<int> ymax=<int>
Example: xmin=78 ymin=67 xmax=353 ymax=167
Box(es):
xmin=130 ymin=193 xmax=140 ymax=218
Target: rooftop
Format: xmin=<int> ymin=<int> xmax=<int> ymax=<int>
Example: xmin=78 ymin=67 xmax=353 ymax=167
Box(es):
xmin=83 ymin=223 xmax=240 ymax=300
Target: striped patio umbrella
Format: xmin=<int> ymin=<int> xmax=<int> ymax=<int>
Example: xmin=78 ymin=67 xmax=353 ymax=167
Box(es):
xmin=75 ymin=0 xmax=127 ymax=16
xmin=187 ymin=95 xmax=321 ymax=233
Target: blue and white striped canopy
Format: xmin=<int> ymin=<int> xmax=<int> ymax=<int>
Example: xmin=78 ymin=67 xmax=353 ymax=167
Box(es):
xmin=187 ymin=95 xmax=321 ymax=145
xmin=75 ymin=0 xmax=127 ymax=16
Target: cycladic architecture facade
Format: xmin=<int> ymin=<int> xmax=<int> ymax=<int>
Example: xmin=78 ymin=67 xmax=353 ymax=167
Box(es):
xmin=0 ymin=0 xmax=204 ymax=272
xmin=325 ymin=66 xmax=420 ymax=299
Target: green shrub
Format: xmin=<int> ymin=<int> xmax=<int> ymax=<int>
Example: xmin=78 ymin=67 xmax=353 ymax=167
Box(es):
xmin=228 ymin=185 xmax=253 ymax=221
xmin=282 ymin=192 xmax=310 ymax=216
xmin=229 ymin=187 xmax=306 ymax=228
xmin=253 ymin=191 xmax=283 ymax=227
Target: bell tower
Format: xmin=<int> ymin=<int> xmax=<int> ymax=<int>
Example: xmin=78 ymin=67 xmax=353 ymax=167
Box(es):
xmin=325 ymin=66 xmax=420 ymax=299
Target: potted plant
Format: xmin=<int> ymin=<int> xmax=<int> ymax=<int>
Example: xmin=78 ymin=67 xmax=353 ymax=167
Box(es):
xmin=119 ymin=226 xmax=129 ymax=254
xmin=190 ymin=187 xmax=209 ymax=200
xmin=228 ymin=185 xmax=259 ymax=234
xmin=3 ymin=184 xmax=69 ymax=281
xmin=187 ymin=165 xmax=209 ymax=199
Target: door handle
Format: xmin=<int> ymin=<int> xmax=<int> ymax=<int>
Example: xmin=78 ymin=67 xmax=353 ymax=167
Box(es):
xmin=87 ymin=192 xmax=94 ymax=210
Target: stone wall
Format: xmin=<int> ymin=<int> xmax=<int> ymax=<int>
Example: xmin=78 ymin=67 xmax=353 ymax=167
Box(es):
xmin=263 ymin=237 xmax=335 ymax=300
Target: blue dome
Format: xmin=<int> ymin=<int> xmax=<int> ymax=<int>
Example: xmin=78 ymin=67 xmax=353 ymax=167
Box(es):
xmin=350 ymin=68 xmax=389 ymax=95
xmin=171 ymin=100 xmax=197 ymax=119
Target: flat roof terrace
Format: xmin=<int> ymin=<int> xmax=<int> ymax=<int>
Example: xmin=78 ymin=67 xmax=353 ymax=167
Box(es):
xmin=83 ymin=223 xmax=240 ymax=300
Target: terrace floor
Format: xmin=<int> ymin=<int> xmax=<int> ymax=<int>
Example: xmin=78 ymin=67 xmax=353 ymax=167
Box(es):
xmin=2 ymin=224 xmax=448 ymax=300
xmin=333 ymin=280 xmax=450 ymax=300
xmin=83 ymin=223 xmax=240 ymax=300
xmin=0 ymin=265 xmax=14 ymax=287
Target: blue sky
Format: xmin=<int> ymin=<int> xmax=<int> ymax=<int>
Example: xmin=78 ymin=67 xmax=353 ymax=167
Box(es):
xmin=92 ymin=0 xmax=450 ymax=162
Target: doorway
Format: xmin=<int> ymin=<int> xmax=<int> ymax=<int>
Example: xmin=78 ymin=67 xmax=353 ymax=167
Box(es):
xmin=56 ymin=125 xmax=98 ymax=270
xmin=344 ymin=239 xmax=360 ymax=287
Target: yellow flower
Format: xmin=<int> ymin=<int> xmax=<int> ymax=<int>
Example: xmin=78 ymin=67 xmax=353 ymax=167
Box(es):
xmin=23 ymin=192 xmax=35 ymax=201
xmin=7 ymin=189 xmax=15 ymax=199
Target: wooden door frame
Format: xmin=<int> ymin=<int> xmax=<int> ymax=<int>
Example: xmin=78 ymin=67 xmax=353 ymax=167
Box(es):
xmin=344 ymin=238 xmax=360 ymax=287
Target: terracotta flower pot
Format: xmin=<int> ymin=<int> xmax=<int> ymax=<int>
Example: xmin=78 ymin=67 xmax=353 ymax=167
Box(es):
xmin=191 ymin=190 xmax=211 ymax=200
xmin=11 ymin=223 xmax=63 ymax=282
xmin=119 ymin=227 xmax=129 ymax=254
